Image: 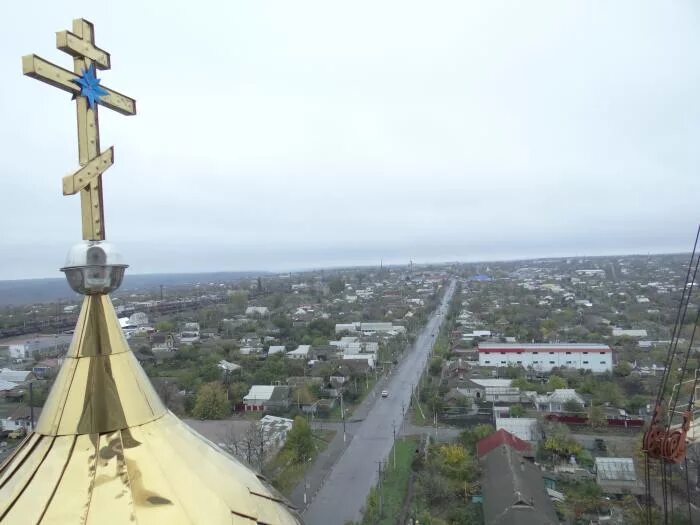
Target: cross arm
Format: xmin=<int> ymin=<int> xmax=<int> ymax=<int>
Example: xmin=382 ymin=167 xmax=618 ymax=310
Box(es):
xmin=63 ymin=147 xmax=114 ymax=195
xmin=56 ymin=30 xmax=110 ymax=70
xmin=22 ymin=54 xmax=136 ymax=116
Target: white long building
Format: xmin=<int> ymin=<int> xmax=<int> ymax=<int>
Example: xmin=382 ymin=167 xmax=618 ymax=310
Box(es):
xmin=478 ymin=343 xmax=613 ymax=373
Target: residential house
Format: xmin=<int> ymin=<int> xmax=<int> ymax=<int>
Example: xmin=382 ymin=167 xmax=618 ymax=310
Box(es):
xmin=286 ymin=345 xmax=311 ymax=360
xmin=243 ymin=385 xmax=290 ymax=412
xmin=1 ymin=405 xmax=39 ymax=432
xmin=150 ymin=333 xmax=176 ymax=352
xmin=477 ymin=429 xmax=534 ymax=459
xmin=495 ymin=418 xmax=540 ymax=444
xmin=534 ymin=389 xmax=586 ymax=413
xmin=467 ymin=379 xmax=521 ymax=403
xmin=267 ymin=345 xmax=286 ymax=356
xmin=481 ymin=445 xmax=558 ymax=525
xmin=342 ymin=354 xmax=375 ymax=369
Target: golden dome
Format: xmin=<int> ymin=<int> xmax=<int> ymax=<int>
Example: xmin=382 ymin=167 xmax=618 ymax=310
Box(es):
xmin=0 ymin=295 xmax=302 ymax=524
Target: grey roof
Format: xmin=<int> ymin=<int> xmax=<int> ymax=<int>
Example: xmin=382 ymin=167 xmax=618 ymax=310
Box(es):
xmin=269 ymin=386 xmax=290 ymax=402
xmin=481 ymin=445 xmax=559 ymax=525
xmin=0 ymin=369 xmax=33 ymax=383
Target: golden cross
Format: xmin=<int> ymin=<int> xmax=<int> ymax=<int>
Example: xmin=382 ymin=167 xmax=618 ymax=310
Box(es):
xmin=22 ymin=18 xmax=136 ymax=240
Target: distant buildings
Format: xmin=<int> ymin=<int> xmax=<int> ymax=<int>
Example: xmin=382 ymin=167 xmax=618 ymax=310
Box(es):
xmin=217 ymin=360 xmax=241 ymax=373
xmin=612 ymin=328 xmax=648 ymax=338
xmin=245 ymin=306 xmax=270 ymax=317
xmin=334 ymin=322 xmax=405 ymax=335
xmin=478 ymin=343 xmax=613 ymax=373
xmin=180 ymin=322 xmax=201 ymax=343
xmin=8 ymin=335 xmax=71 ymax=360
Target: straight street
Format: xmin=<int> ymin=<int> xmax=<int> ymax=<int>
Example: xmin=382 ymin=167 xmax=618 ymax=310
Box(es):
xmin=302 ymin=279 xmax=456 ymax=525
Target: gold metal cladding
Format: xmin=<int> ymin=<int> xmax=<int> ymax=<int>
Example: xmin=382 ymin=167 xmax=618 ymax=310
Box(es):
xmin=56 ymin=30 xmax=111 ymax=70
xmin=65 ymin=295 xmax=132 ymax=358
xmin=22 ymin=18 xmax=135 ymax=241
xmin=0 ymin=414 xmax=302 ymax=524
xmin=21 ymin=54 xmax=136 ymax=115
xmin=5 ymin=295 xmax=299 ymax=522
xmin=63 ymin=147 xmax=114 ymax=195
xmin=35 ymin=295 xmax=166 ymax=436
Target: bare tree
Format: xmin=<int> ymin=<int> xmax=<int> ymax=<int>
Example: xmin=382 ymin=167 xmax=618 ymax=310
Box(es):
xmin=153 ymin=378 xmax=184 ymax=414
xmin=224 ymin=422 xmax=273 ymax=472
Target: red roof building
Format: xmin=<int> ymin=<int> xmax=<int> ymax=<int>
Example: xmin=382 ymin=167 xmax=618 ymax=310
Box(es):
xmin=476 ymin=428 xmax=533 ymax=458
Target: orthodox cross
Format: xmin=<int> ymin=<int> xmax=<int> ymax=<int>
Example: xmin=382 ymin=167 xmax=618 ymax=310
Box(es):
xmin=22 ymin=18 xmax=136 ymax=240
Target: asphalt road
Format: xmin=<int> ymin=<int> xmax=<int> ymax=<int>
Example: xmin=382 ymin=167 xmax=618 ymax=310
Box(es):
xmin=303 ymin=279 xmax=456 ymax=525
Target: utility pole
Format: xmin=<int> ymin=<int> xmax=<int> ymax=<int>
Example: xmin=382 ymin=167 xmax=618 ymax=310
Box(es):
xmin=303 ymin=454 xmax=308 ymax=505
xmin=340 ymin=392 xmax=346 ymax=443
xmin=392 ymin=420 xmax=397 ymax=469
xmin=434 ymin=411 xmax=438 ymax=440
xmin=29 ymin=382 xmax=35 ymax=431
xmin=377 ymin=460 xmax=383 ymax=518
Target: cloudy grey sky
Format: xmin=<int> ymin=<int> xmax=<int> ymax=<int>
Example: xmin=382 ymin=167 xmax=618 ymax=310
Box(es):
xmin=1 ymin=1 xmax=699 ymax=279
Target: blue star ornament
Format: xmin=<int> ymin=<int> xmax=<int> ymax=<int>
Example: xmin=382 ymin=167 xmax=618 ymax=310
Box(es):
xmin=72 ymin=64 xmax=109 ymax=109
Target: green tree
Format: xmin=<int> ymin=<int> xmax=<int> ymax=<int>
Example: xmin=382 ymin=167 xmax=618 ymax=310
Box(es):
xmin=563 ymin=399 xmax=583 ymax=414
xmin=155 ymin=320 xmax=175 ymax=332
xmin=589 ymin=404 xmax=607 ymax=428
xmin=547 ymin=375 xmax=567 ymax=390
xmin=510 ymin=404 xmax=526 ymax=417
xmin=429 ymin=356 xmax=444 ymax=376
xmin=228 ymin=292 xmax=248 ymax=313
xmin=192 ymin=382 xmax=230 ymax=419
xmin=559 ymin=481 xmax=602 ymax=520
xmin=543 ymin=422 xmax=583 ymax=458
xmin=285 ymin=416 xmax=314 ymax=463
xmin=614 ymin=361 xmax=632 ymax=377
xmin=329 ymin=278 xmax=345 ymax=294
xmin=459 ymin=424 xmax=494 ymax=453
xmin=228 ymin=381 xmax=250 ymax=405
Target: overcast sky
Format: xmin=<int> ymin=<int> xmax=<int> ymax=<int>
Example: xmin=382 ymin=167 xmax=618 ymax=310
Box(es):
xmin=1 ymin=1 xmax=699 ymax=280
